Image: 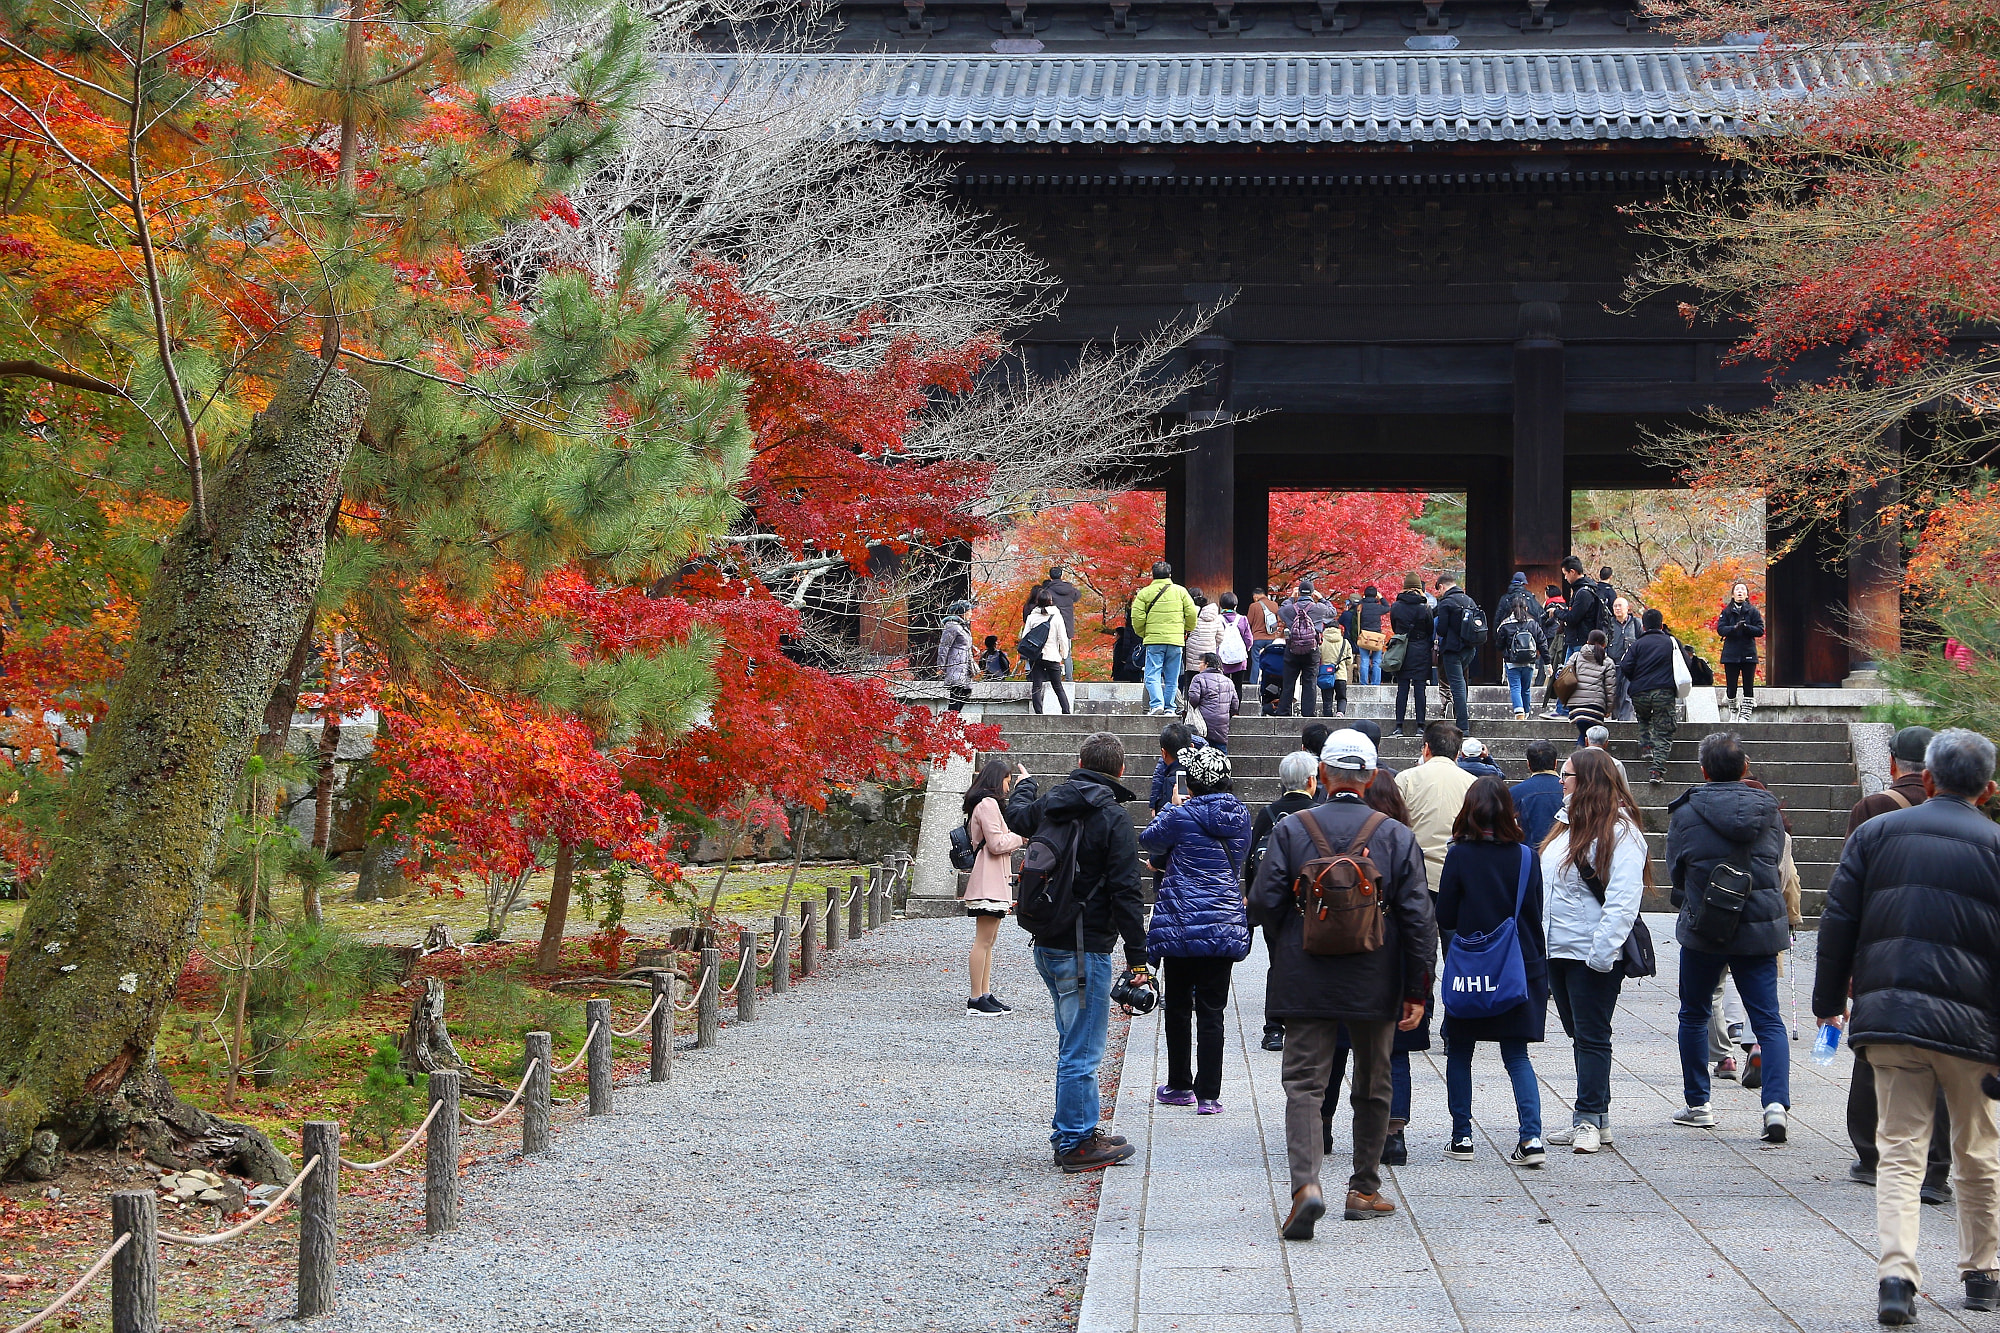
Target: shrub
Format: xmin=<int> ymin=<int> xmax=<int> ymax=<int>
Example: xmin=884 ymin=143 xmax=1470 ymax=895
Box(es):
xmin=351 ymin=1037 xmax=416 ymax=1149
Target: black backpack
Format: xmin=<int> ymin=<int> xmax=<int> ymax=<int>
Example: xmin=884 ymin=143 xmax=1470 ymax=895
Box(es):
xmin=1507 ymin=623 xmax=1539 ymax=664
xmin=948 ymin=817 xmax=982 ymax=872
xmin=1017 ymin=617 xmax=1052 ymax=662
xmin=1014 ymin=814 xmax=1089 ymax=952
xmin=1592 ymin=581 xmax=1619 ymax=636
xmin=1459 ymin=602 xmax=1490 ymax=648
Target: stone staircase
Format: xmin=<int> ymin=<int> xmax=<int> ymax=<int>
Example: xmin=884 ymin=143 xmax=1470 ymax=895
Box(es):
xmin=969 ymin=685 xmax=1860 ymax=921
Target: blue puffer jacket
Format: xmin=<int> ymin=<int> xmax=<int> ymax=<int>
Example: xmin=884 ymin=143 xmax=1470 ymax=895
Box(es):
xmin=1141 ymin=793 xmax=1254 ymax=962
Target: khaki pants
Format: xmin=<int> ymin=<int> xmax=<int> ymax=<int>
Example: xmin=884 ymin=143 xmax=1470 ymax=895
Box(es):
xmin=1869 ymin=1043 xmax=2000 ymax=1284
xmin=1281 ymin=1017 xmax=1394 ymax=1197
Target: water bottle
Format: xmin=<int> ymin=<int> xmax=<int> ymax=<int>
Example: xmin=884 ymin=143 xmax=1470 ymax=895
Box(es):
xmin=1813 ymin=1022 xmax=1843 ymax=1066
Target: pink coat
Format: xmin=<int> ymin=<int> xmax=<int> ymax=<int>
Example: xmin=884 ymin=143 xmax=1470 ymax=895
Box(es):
xmin=963 ymin=796 xmax=1023 ymax=905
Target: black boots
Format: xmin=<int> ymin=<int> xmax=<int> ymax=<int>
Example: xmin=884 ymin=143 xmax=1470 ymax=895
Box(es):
xmin=1879 ymin=1277 xmax=1917 ymax=1325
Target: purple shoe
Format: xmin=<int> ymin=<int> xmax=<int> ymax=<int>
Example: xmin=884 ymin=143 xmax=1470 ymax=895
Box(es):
xmin=1196 ymin=1099 xmax=1224 ymax=1115
xmin=1156 ymin=1085 xmax=1196 ymax=1106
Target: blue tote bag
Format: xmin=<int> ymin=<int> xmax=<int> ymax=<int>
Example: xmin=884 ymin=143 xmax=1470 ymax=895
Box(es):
xmin=1441 ymin=844 xmax=1532 ymax=1019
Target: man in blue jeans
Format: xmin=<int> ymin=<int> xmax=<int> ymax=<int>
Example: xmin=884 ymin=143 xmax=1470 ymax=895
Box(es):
xmin=1006 ymin=731 xmax=1151 ymax=1172
xmin=1665 ymin=731 xmax=1794 ymax=1144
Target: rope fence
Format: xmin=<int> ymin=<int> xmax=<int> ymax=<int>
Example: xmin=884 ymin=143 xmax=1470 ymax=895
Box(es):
xmin=1 ymin=853 xmax=914 ymax=1331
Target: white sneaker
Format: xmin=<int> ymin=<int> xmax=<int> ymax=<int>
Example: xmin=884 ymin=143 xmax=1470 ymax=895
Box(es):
xmin=1762 ymin=1103 xmax=1788 ymax=1145
xmin=1570 ymin=1122 xmax=1601 ymax=1154
xmin=1673 ymin=1104 xmax=1718 ymax=1128
xmin=1546 ymin=1123 xmax=1580 ymax=1146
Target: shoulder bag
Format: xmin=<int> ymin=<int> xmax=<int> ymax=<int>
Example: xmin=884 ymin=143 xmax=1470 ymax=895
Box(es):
xmin=1442 ymin=845 xmax=1533 ymax=1018
xmin=1670 ymin=636 xmax=1695 ymax=699
xmin=1579 ymin=861 xmax=1656 ymax=978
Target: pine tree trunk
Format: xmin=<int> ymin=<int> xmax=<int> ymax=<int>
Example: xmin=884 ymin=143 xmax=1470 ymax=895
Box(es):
xmin=536 ymin=841 xmax=576 ymax=972
xmin=0 ymin=355 xmax=368 ymax=1174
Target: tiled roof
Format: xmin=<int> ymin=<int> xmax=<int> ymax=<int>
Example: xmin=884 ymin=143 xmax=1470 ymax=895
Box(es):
xmin=705 ymin=48 xmax=1894 ymax=145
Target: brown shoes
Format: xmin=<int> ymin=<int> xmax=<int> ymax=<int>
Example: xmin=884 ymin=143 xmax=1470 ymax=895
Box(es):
xmin=1281 ymin=1184 xmax=1326 ymax=1240
xmin=1056 ymin=1130 xmax=1137 ymax=1174
xmin=1344 ymin=1189 xmax=1396 ymax=1220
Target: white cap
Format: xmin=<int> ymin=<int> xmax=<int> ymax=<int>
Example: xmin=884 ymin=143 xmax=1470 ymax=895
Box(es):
xmin=1460 ymin=737 xmax=1488 ymax=759
xmin=1321 ymin=729 xmax=1378 ymax=773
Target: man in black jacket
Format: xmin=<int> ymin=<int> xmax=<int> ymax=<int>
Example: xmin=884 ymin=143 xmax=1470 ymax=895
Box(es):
xmin=1249 ymin=729 xmax=1436 ymax=1240
xmin=1432 ymin=574 xmax=1480 ymax=734
xmin=1665 ymin=733 xmax=1793 ymax=1144
xmin=1621 ymin=608 xmax=1681 ymax=784
xmin=1814 ymin=728 xmax=2000 ymax=1326
xmin=1005 ymin=731 xmax=1150 ymax=1174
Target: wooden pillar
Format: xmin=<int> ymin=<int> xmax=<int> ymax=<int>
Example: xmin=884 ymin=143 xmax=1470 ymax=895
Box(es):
xmin=1765 ymin=519 xmax=1849 ymax=687
xmin=1463 ymin=459 xmax=1511 ymax=683
xmin=1233 ymin=476 xmax=1269 ymax=607
xmin=1163 ymin=460 xmax=1187 ymax=582
xmin=1181 ymin=336 xmax=1236 ymax=604
xmin=523 ymin=1031 xmax=551 ymax=1153
xmin=425 ymin=1070 xmax=460 ymax=1235
xmin=110 ymin=1190 xmax=159 ymax=1333
xmin=1511 ymin=301 xmax=1568 ymax=596
xmin=1846 ymin=424 xmax=1902 ymax=676
xmin=649 ymin=972 xmax=672 ymax=1082
xmin=297 ymin=1122 xmax=340 ymax=1316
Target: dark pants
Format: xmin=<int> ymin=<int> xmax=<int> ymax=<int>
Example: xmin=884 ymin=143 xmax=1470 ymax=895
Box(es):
xmin=1028 ymin=659 xmax=1069 ymax=714
xmin=1318 ymin=681 xmax=1348 ymax=715
xmin=1282 ymin=1016 xmax=1395 ymax=1196
xmin=1441 ymin=647 xmax=1476 ymax=731
xmin=1322 ymin=1043 xmax=1413 ymax=1127
xmin=1850 ymin=1045 xmax=1953 ymax=1185
xmin=1548 ymin=957 xmax=1626 ymax=1125
xmin=1279 ymin=651 xmax=1318 ymax=717
xmin=1262 ymin=926 xmax=1285 ymax=1035
xmin=1677 ymin=948 xmax=1791 ymax=1110
xmin=1163 ymin=956 xmax=1234 ymax=1101
xmin=1394 ymin=666 xmax=1430 ymax=729
xmin=1724 ymin=661 xmax=1756 ymax=700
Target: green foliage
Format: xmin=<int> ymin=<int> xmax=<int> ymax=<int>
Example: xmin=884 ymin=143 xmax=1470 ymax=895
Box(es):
xmin=245 ymin=919 xmax=401 ymax=1086
xmin=351 ymin=1037 xmax=417 ymax=1149
xmin=451 ymin=969 xmax=583 ymax=1074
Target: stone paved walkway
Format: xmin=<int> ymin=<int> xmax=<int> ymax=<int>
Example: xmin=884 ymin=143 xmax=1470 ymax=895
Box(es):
xmin=1082 ymin=921 xmax=1992 ymax=1333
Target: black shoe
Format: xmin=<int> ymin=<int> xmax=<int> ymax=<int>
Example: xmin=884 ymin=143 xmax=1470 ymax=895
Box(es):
xmin=1923 ymin=1178 xmax=1956 ymax=1207
xmin=1261 ymin=1029 xmax=1285 ymax=1052
xmin=1850 ymin=1160 xmax=1879 ymax=1187
xmin=1381 ymin=1129 xmax=1408 ymax=1167
xmin=987 ymin=994 xmax=1013 ymax=1014
xmin=1966 ymin=1271 xmax=2000 ymax=1312
xmin=1742 ymin=1047 xmax=1763 ymax=1090
xmin=1445 ymin=1135 xmax=1475 ymax=1161
xmin=1879 ymin=1277 xmax=1918 ymax=1325
xmin=1056 ymin=1131 xmax=1136 ymax=1174
xmin=1389 ymin=728 xmax=1405 ymax=738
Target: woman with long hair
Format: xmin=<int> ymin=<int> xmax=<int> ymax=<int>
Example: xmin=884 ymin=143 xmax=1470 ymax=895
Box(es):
xmin=961 ymin=758 xmax=1028 ymax=1015
xmin=1021 ymin=590 xmax=1072 ymax=715
xmin=1540 ymin=747 xmax=1648 ymax=1154
xmin=1437 ymin=777 xmax=1548 ymax=1167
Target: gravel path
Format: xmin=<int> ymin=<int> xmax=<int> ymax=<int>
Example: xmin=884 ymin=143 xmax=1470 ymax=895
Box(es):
xmin=297 ymin=919 xmax=1119 ymax=1333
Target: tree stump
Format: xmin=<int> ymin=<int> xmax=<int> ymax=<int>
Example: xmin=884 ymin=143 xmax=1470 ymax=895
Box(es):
xmin=398 ymin=978 xmax=508 ymax=1100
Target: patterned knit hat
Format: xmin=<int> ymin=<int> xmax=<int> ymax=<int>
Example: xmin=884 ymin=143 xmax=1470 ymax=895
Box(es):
xmin=1177 ymin=745 xmax=1231 ymax=787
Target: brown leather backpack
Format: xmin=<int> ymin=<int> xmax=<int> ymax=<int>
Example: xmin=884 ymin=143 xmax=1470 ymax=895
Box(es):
xmin=1292 ymin=807 xmax=1390 ymax=956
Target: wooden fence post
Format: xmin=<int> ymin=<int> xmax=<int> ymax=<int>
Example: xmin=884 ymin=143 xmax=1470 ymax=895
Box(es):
xmin=110 ymin=1189 xmax=158 ymax=1333
xmin=426 ymin=1069 xmax=460 ymax=1236
xmin=297 ymin=1122 xmax=340 ymax=1317
xmin=897 ymin=853 xmax=913 ymax=907
xmin=800 ymin=898 xmax=818 ymax=976
xmin=771 ymin=914 xmax=791 ymax=994
xmin=867 ymin=865 xmax=882 ymax=929
xmin=585 ymin=997 xmax=611 ymax=1116
xmin=698 ymin=946 xmax=720 ymax=1047
xmin=650 ymin=972 xmax=672 ymax=1083
xmin=850 ymin=874 xmax=865 ymax=937
xmin=524 ymin=1031 xmax=551 ymax=1154
xmin=826 ymin=884 xmax=843 ymax=949
xmin=737 ymin=928 xmax=758 ymax=1023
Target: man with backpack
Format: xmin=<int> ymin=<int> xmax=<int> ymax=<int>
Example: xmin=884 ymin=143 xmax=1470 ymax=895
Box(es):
xmin=1005 ymin=731 xmax=1151 ymax=1174
xmin=1277 ymin=581 xmax=1340 ymax=718
xmin=1432 ymin=574 xmax=1485 ymax=734
xmin=1249 ymin=729 xmax=1437 ymax=1239
xmin=1130 ymin=562 xmax=1199 ymax=717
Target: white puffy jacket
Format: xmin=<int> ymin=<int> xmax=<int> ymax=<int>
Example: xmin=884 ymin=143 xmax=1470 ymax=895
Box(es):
xmin=1541 ymin=808 xmax=1647 ymax=973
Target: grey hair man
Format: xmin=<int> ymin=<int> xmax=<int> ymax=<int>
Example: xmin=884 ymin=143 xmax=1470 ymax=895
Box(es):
xmin=1249 ymin=729 xmax=1436 ymax=1240
xmin=1815 ymin=728 xmax=2000 ymax=1325
xmin=1582 ymin=725 xmax=1633 ymax=792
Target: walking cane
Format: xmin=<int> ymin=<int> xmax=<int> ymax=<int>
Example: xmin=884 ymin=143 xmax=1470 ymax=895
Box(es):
xmin=1788 ymin=932 xmax=1799 ymax=1041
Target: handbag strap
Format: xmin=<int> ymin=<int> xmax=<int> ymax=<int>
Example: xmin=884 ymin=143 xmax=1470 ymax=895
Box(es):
xmin=1515 ymin=842 xmax=1533 ymax=917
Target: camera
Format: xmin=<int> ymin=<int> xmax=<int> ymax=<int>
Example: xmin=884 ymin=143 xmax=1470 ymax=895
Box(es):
xmin=1111 ymin=968 xmax=1158 ymax=1015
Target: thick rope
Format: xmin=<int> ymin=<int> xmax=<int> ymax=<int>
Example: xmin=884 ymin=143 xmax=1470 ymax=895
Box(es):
xmin=611 ymin=994 xmax=665 ymax=1038
xmin=673 ymin=964 xmax=713 ymax=1012
xmin=757 ymin=932 xmax=783 ymax=968
xmin=461 ymin=1058 xmax=539 ymax=1127
xmin=159 ymin=1157 xmax=320 ymax=1246
xmin=343 ymin=1099 xmax=444 ymax=1172
xmin=552 ymin=1022 xmax=600 ymax=1074
xmin=5 ymin=1232 xmax=130 ymax=1333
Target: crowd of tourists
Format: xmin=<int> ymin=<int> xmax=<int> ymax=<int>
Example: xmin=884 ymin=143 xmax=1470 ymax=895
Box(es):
xmin=942 ymin=561 xmax=1769 ymax=790
xmin=954 ymin=702 xmax=2000 ymax=1326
